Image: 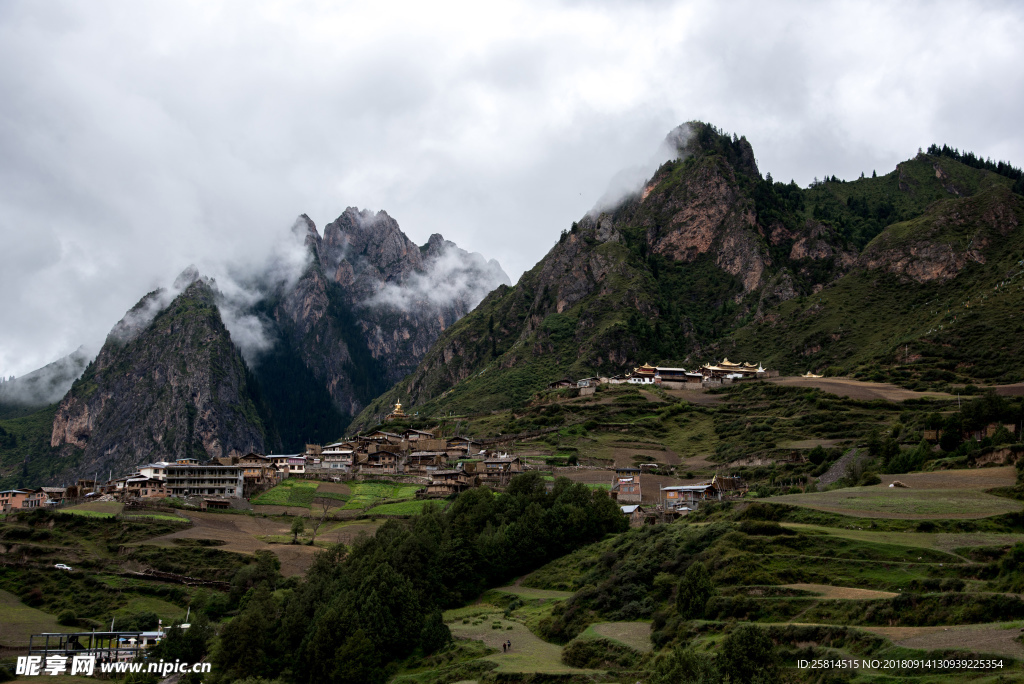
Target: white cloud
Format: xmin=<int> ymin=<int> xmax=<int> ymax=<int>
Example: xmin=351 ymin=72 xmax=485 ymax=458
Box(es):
xmin=0 ymin=0 xmax=1022 ymax=377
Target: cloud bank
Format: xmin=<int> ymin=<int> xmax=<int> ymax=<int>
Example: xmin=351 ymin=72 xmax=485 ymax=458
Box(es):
xmin=1 ymin=1 xmax=1022 ymax=378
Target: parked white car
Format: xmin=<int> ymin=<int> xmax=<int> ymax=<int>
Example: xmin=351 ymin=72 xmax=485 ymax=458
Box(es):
xmin=54 ymin=563 xmax=72 ymax=571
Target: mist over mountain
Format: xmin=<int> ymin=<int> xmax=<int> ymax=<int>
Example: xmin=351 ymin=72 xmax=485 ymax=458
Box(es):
xmin=0 ymin=347 xmax=94 ymax=419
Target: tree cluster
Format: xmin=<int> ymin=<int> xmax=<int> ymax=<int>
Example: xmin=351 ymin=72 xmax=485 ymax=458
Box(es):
xmin=209 ymin=474 xmax=626 ymax=684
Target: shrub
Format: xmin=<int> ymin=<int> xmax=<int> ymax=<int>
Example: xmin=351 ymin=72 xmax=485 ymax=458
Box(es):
xmin=57 ymin=609 xmax=77 ymax=626
xmin=739 ymin=520 xmax=795 ymax=536
xmin=720 ymin=624 xmax=781 ymax=684
xmin=676 ymin=561 xmax=714 ymax=619
xmin=561 ymin=638 xmax=637 ymax=669
xmin=859 ymin=472 xmax=881 ymax=486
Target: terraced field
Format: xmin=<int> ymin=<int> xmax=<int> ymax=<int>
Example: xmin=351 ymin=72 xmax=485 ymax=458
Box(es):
xmin=763 ymin=486 xmax=1022 ymax=519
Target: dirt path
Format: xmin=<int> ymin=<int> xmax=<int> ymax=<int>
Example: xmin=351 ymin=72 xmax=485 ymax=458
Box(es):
xmin=817 ymin=447 xmax=862 ymax=487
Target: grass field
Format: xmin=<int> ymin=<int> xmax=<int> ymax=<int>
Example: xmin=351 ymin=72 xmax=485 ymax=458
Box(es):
xmin=780 ymin=523 xmax=1024 ymax=556
xmin=250 ymin=479 xmax=322 ymax=506
xmin=578 ymin=621 xmax=653 ymax=653
xmin=60 ymin=501 xmax=123 ymax=517
xmin=0 ymin=589 xmax=68 ymax=647
xmin=763 ymin=486 xmax=1023 ymax=519
xmin=448 ymin=613 xmax=595 ymax=674
xmin=342 ymin=482 xmax=421 ymax=510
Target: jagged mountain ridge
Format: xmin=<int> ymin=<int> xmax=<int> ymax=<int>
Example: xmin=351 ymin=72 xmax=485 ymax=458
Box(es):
xmin=49 ymin=277 xmax=271 ymax=482
xmin=352 ymin=122 xmax=1024 ymax=427
xmin=254 ymin=208 xmax=509 ymax=447
xmin=3 ymin=207 xmax=508 ymax=486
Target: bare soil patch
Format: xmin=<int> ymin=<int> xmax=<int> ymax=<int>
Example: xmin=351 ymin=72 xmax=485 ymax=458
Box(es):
xmin=767 ymin=376 xmax=952 ymax=401
xmin=146 ymin=512 xmax=327 ymax=576
xmin=994 ymin=383 xmax=1024 ymax=397
xmin=877 ymin=466 xmax=1016 ymax=490
xmin=662 ymin=389 xmax=724 ymax=405
xmin=314 ymin=481 xmax=351 ymax=496
xmin=609 ymin=447 xmax=678 ymax=468
xmin=781 ymin=583 xmax=897 ymax=600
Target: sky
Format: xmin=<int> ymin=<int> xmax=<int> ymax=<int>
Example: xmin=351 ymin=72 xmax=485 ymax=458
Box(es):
xmin=1 ymin=0 xmax=1022 ymax=378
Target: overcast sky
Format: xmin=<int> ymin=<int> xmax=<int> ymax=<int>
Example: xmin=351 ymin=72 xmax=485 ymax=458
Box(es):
xmin=1 ymin=0 xmax=1022 ymax=378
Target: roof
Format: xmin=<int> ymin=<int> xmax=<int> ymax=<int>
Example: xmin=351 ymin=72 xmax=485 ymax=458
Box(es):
xmin=661 ymin=484 xmax=715 ymax=491
xmin=620 ymin=504 xmax=641 ymax=514
xmin=410 ymin=451 xmax=446 ymax=457
xmin=403 ymin=429 xmax=435 ymax=436
xmin=656 ymin=367 xmax=688 ymax=372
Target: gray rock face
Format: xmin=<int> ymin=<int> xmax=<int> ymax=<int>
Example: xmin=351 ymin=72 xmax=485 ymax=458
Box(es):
xmin=50 ymin=280 xmax=268 ymax=481
xmin=271 ymin=209 xmax=510 ymax=416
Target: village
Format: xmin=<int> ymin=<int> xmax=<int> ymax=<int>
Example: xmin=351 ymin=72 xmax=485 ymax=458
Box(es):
xmin=0 ymin=360 xmax=774 ymax=525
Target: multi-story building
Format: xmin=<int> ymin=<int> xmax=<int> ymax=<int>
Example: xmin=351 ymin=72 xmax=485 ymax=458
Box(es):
xmin=138 ymin=462 xmax=172 ymax=481
xmin=0 ymin=488 xmax=46 ymax=512
xmin=165 ymin=464 xmax=244 ymax=499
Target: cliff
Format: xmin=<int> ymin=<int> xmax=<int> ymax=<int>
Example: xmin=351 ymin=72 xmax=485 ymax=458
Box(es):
xmin=50 ymin=278 xmax=270 ymax=480
xmin=249 ymin=209 xmax=509 ymax=447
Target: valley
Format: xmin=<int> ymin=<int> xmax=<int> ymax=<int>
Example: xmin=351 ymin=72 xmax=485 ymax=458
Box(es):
xmin=3 ymin=122 xmax=1024 ymax=683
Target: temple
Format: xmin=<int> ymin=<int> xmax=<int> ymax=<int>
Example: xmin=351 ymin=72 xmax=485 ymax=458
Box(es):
xmin=384 ymin=400 xmax=407 ymax=421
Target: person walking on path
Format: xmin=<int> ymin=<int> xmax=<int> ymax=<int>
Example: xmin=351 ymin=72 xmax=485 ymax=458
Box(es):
xmin=503 ymin=641 xmax=507 ymax=653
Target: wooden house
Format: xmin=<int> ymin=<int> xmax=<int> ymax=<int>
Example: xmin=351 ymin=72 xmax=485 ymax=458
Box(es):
xmin=365 ymin=430 xmax=405 ymax=445
xmin=425 ymin=470 xmax=477 ymax=497
xmin=446 ymin=436 xmax=484 ymax=458
xmin=620 ymin=504 xmax=654 ymax=527
xmin=406 ymin=451 xmax=446 ymax=474
xmin=479 ymin=455 xmax=523 ymax=483
xmin=403 ymin=429 xmax=435 ymax=441
xmin=361 ymin=450 xmax=401 ymax=474
xmin=659 ymin=483 xmax=719 ymax=511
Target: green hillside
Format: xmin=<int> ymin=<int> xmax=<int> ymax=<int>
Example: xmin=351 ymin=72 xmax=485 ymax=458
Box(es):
xmin=354 ymin=124 xmax=1024 ymax=429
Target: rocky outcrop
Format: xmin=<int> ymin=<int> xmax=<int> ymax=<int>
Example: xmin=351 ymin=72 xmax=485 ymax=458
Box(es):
xmin=640 ymin=155 xmax=770 ymax=294
xmin=266 ymin=210 xmax=510 ymax=419
xmin=860 ymin=186 xmax=1020 ymax=283
xmin=50 ymin=280 xmax=268 ymax=481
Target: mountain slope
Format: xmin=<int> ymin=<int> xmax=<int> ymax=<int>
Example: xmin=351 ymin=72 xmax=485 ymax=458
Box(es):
xmin=353 ymin=123 xmax=1024 ymax=428
xmin=49 ymin=277 xmax=271 ymax=481
xmin=724 ymin=181 xmax=1024 ymax=386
